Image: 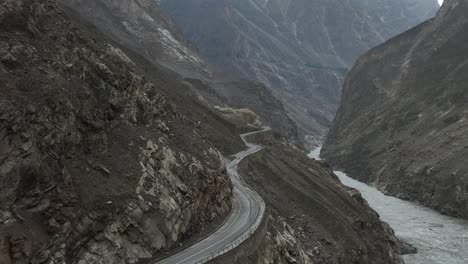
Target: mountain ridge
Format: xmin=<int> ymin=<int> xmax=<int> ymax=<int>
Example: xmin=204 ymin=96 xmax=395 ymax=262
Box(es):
xmin=322 ymin=0 xmax=468 ymax=218
xmin=160 ymin=0 xmax=439 ymax=140
xmin=61 ymin=0 xmax=300 ymax=141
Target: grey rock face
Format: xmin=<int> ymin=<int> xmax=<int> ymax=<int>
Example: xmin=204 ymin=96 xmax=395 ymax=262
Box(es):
xmin=205 ymin=79 xmax=300 ymax=140
xmin=160 ymin=0 xmax=438 ymax=139
xmin=323 ymin=0 xmax=468 ymax=218
xmin=61 ymin=0 xmax=210 ymax=78
xmin=0 ymin=1 xmax=233 ymax=263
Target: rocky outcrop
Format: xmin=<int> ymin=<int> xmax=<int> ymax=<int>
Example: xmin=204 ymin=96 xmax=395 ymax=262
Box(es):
xmin=210 ymin=212 xmax=313 ymax=264
xmin=259 ymin=215 xmax=313 ymax=264
xmin=214 ymin=106 xmax=262 ymax=128
xmin=322 ymin=0 xmax=468 ymax=218
xmin=160 ymin=0 xmax=439 ymax=139
xmin=0 ymin=0 xmax=234 ymax=263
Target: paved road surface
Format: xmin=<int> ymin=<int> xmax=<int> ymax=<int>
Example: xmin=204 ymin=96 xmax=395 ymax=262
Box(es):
xmin=155 ymin=127 xmax=269 ymax=264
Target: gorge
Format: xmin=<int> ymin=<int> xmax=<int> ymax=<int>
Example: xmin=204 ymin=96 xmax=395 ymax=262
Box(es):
xmin=1 ymin=0 xmax=465 ymax=263
xmin=310 ymin=148 xmax=468 ymax=264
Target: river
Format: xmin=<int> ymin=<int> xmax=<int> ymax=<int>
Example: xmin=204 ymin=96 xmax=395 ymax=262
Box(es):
xmin=308 ymin=149 xmax=468 ymax=264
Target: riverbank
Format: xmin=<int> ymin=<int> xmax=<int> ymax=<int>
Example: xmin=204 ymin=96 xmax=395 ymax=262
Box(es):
xmin=310 ymin=148 xmax=468 ymax=264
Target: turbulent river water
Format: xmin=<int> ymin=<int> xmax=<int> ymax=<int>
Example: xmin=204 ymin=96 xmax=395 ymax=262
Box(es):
xmin=308 ymin=149 xmax=468 ymax=264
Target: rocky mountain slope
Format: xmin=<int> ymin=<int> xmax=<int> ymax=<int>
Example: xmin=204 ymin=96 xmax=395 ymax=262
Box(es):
xmin=61 ymin=0 xmax=299 ymax=141
xmin=183 ymin=78 xmax=300 ymax=141
xmin=212 ymin=132 xmax=408 ymax=264
xmin=194 ymin=79 xmax=300 ymax=140
xmin=322 ymin=0 xmax=468 ymax=218
xmin=0 ymin=0 xmax=432 ymax=263
xmin=0 ymin=0 xmax=247 ymax=262
xmin=160 ymin=0 xmax=439 ymax=139
xmin=62 ymin=0 xmax=209 ymax=78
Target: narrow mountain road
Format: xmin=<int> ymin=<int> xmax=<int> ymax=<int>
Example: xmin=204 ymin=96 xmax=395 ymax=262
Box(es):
xmin=155 ymin=127 xmax=270 ymax=264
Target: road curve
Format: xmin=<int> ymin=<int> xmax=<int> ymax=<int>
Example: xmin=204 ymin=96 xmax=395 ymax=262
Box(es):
xmin=155 ymin=127 xmax=270 ymax=264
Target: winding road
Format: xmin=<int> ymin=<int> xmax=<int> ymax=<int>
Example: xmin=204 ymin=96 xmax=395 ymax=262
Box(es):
xmin=155 ymin=127 xmax=270 ymax=264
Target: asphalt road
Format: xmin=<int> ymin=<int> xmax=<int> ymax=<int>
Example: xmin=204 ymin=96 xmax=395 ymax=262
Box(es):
xmin=155 ymin=127 xmax=269 ymax=264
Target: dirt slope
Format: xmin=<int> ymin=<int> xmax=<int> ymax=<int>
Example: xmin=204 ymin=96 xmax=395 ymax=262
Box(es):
xmin=212 ymin=132 xmax=407 ymax=264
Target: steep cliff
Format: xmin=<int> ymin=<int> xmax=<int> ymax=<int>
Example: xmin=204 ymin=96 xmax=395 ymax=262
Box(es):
xmin=0 ymin=0 xmax=240 ymax=263
xmin=322 ymin=0 xmax=468 ymax=218
xmin=160 ymin=0 xmax=439 ymax=139
xmin=62 ymin=0 xmax=210 ymax=79
xmin=61 ymin=0 xmax=299 ymax=141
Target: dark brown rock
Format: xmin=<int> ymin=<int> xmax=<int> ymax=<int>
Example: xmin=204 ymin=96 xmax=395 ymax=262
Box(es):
xmin=0 ymin=0 xmax=238 ymax=263
xmin=213 ymin=137 xmax=404 ymax=264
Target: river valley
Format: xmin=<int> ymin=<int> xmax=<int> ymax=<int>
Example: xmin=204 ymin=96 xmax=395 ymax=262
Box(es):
xmin=309 ymin=149 xmax=468 ymax=264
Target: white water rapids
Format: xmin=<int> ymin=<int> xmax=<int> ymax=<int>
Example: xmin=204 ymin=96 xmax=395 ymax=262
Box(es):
xmin=308 ymin=148 xmax=468 ymax=264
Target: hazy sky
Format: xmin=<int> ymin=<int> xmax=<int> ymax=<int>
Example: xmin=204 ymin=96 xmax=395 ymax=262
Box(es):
xmin=438 ymin=0 xmax=443 ymax=5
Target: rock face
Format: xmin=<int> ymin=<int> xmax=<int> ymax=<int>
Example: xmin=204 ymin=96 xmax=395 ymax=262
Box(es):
xmin=322 ymin=0 xmax=468 ymax=218
xmin=61 ymin=0 xmax=299 ymax=141
xmin=160 ymin=0 xmax=438 ymax=139
xmin=0 ymin=0 xmax=236 ymax=263
xmin=213 ymin=133 xmax=406 ymax=264
xmin=62 ymin=0 xmax=209 ymax=79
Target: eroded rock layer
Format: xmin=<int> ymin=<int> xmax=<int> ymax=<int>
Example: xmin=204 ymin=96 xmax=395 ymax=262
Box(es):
xmin=323 ymin=0 xmax=468 ymax=218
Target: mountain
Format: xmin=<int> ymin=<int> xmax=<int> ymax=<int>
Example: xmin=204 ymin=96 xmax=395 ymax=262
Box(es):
xmin=213 ymin=133 xmax=407 ymax=264
xmin=159 ymin=0 xmax=439 ymax=140
xmin=0 ymin=0 xmax=415 ymax=263
xmin=0 ymin=0 xmax=247 ymax=262
xmin=322 ymin=0 xmax=468 ymax=218
xmin=61 ymin=0 xmax=299 ymax=141
xmin=62 ymin=0 xmax=210 ymax=78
